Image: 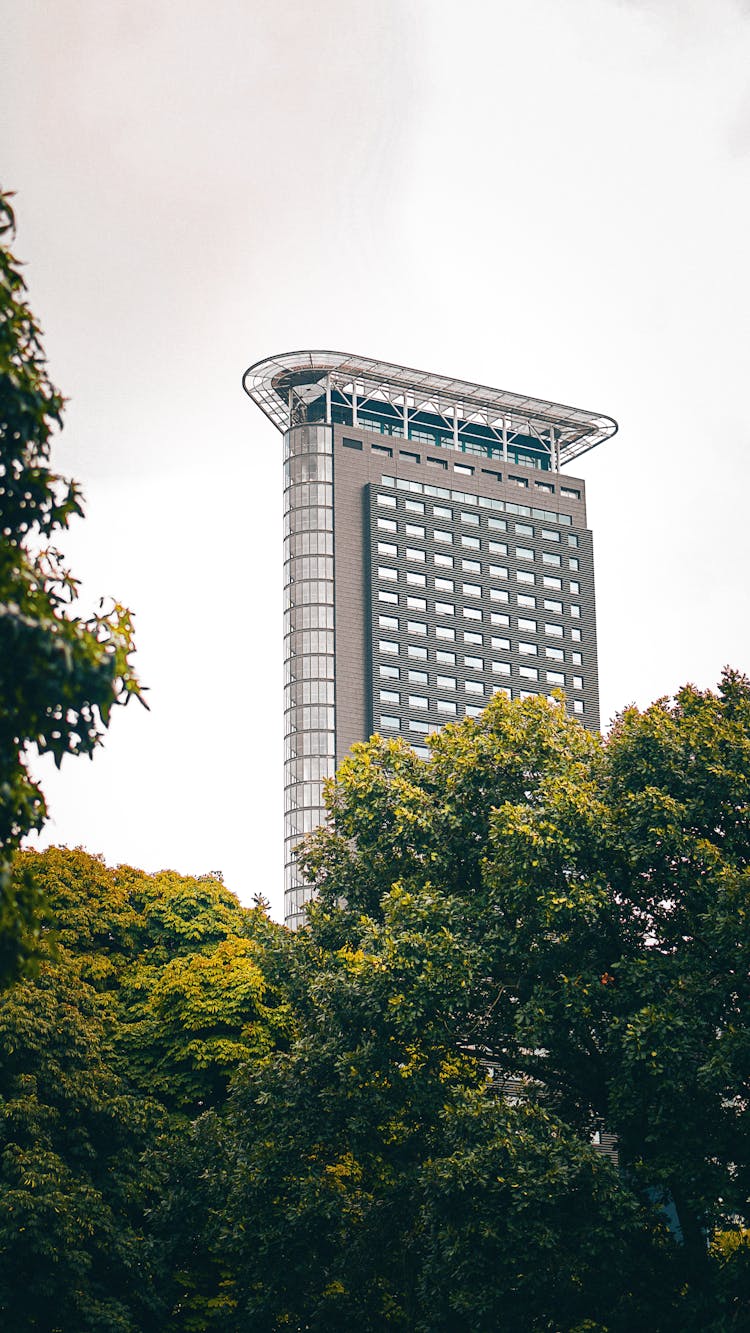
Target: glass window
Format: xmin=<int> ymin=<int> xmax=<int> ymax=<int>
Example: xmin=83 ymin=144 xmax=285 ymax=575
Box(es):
xmin=407 ymin=595 xmax=427 ymax=610
xmin=546 ymin=646 xmax=564 ymax=661
xmin=464 ymin=655 xmax=484 ymax=670
xmin=435 ymin=601 xmax=455 ymax=616
xmin=378 ymin=493 xmax=397 ymax=508
xmin=462 ymin=558 xmax=481 ymax=573
xmin=491 ymin=612 xmax=510 ymax=627
xmin=463 ymin=582 xmax=481 ymax=598
xmin=571 ymin=604 xmax=581 ymax=619
xmin=515 ymin=522 xmax=534 ymax=536
xmin=379 ymin=615 xmax=399 ymax=629
xmin=436 ymin=649 xmax=456 ymax=664
xmin=409 ymin=694 xmax=428 ymax=709
xmin=543 ymin=551 xmax=561 ymax=567
xmin=569 ymin=557 xmax=580 ymax=571
xmin=462 ymin=534 xmax=481 ymax=550
xmin=408 ymin=620 xmax=427 ymax=635
xmin=573 ymin=675 xmax=584 ymax=689
xmin=407 ymin=571 xmax=426 ymax=587
xmin=408 ymin=644 xmax=428 ymax=660
xmin=518 ymin=618 xmax=537 ymax=632
xmin=516 ymin=546 xmax=534 ymax=561
xmin=437 ymin=674 xmax=456 ymax=690
xmin=454 ymin=463 xmax=473 ymax=476
xmin=437 ymin=699 xmax=457 ymax=714
xmin=435 ymin=553 xmax=454 ymax=568
xmin=568 ymin=533 xmax=579 ymax=547
xmin=343 ymin=437 xmax=363 ymax=450
xmin=378 ymin=517 xmax=397 ymax=532
xmin=543 ymin=575 xmax=562 ymax=591
xmin=379 ymin=665 xmax=400 ymax=683
xmin=406 ymin=547 xmax=425 ymax=563
xmin=542 ymin=528 xmax=560 ymax=542
xmin=488 ymin=516 xmax=507 ymax=531
xmin=520 ymin=665 xmax=539 ymax=680
xmin=434 ymin=529 xmax=453 ymax=544
xmin=410 ymin=718 xmax=431 ymax=733
xmin=489 ymin=564 xmax=508 ymax=579
xmin=570 ymin=581 xmax=580 ymax=595
xmin=545 ymin=623 xmax=564 ymax=638
xmin=409 ymin=668 xmax=428 ymax=684
xmin=465 ymin=680 xmax=484 ymax=695
xmin=519 ymin=642 xmax=538 ymax=656
xmin=379 ymin=566 xmax=398 ymax=581
xmin=435 ymin=577 xmax=454 ymax=592
xmin=436 ymin=626 xmax=456 ymax=641
xmin=379 ymin=589 xmax=398 ymax=605
xmin=465 ymin=704 xmax=483 ymax=717
xmin=517 ymin=570 xmax=536 ymax=584
xmin=372 ymin=444 xmax=393 ymax=457
xmin=561 ymin=487 xmax=580 ymax=500
xmin=433 ymin=505 xmax=452 ymax=519
xmin=547 ymin=671 xmax=565 ymax=685
xmin=412 ymin=744 xmax=429 ymax=757
xmin=490 ymin=588 xmax=509 ymax=603
xmin=544 ymin=599 xmax=563 ymax=613
xmin=492 ymin=636 xmax=510 ymax=649
xmin=405 ymin=499 xmax=425 ymax=514
xmin=405 ymin=523 xmax=425 ymax=538
xmin=492 ymin=660 xmax=511 ymax=675
xmin=379 ymin=639 xmax=399 ymax=655
xmin=464 ymin=630 xmax=483 ymax=645
xmin=380 ymin=688 xmax=400 ymax=703
xmin=461 ymin=511 xmax=480 ymax=525
xmin=518 ymin=594 xmax=536 ymax=608
xmin=573 ymin=699 xmax=584 ymax=714
xmin=572 ymin=651 xmax=582 ymax=665
xmin=464 ymin=607 xmax=482 ymax=621
xmin=381 ymin=715 xmax=400 ymax=729
xmin=489 ymin=540 xmax=508 ymax=555
xmin=571 ymin=627 xmax=582 ymax=642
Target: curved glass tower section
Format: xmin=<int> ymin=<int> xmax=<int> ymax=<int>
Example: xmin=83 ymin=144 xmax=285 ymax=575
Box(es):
xmin=283 ymin=423 xmax=335 ymax=929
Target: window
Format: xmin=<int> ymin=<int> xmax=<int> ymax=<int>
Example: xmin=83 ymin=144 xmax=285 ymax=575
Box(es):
xmin=381 ymin=715 xmax=400 ymax=729
xmin=464 ymin=655 xmax=484 ymax=670
xmin=408 ymin=620 xmax=427 ymax=635
xmin=378 ymin=541 xmax=398 ymax=556
xmin=412 ymin=744 xmax=429 ymax=757
xmin=545 ymin=623 xmax=564 ymax=638
xmin=516 ymin=546 xmax=534 ymax=561
xmin=409 ymin=668 xmax=428 ymax=684
xmin=407 ymin=571 xmax=426 ymax=587
xmin=380 ymin=688 xmax=400 ymax=703
xmin=573 ymin=699 xmax=584 ymax=714
xmin=379 ymin=639 xmax=399 ymax=655
xmin=379 ymin=590 xmax=398 ymax=605
xmin=343 ymin=437 xmax=363 ymax=450
xmin=466 ymin=704 xmax=483 ymax=717
xmin=547 ymin=671 xmax=565 ymax=685
xmin=435 ymin=553 xmax=454 ymax=568
xmin=517 ymin=570 xmax=536 ymax=584
xmin=488 ymin=517 xmax=507 ymax=532
xmin=518 ymin=618 xmax=537 ymax=632
xmin=379 ymin=565 xmax=398 ymax=582
xmin=405 ymin=523 xmax=425 ymax=538
xmin=510 ymin=475 xmax=528 ymax=488
xmin=435 ymin=601 xmax=455 ymax=616
xmin=520 ymin=665 xmax=539 ymax=680
xmin=400 ymin=450 xmax=420 ymax=464
xmin=437 ymin=699 xmax=457 ymax=714
xmin=406 ymin=547 xmax=425 ymax=563
xmin=433 ymin=504 xmax=452 ymax=519
xmin=407 ymin=595 xmax=427 ymax=610
xmin=571 ymin=627 xmax=582 ymax=642
xmin=536 ymin=481 xmax=554 ymax=493
xmin=569 ymin=557 xmax=580 ymax=571
xmin=461 ymin=511 xmax=480 ymax=525
xmin=515 ymin=523 xmax=534 ymax=536
xmin=493 ymin=685 xmax=511 ymax=698
xmin=489 ymin=564 xmax=508 ymax=579
xmin=543 ymin=575 xmax=562 ymax=591
xmin=462 ymin=534 xmax=481 ymax=549
xmin=489 ymin=540 xmax=508 ymax=555
xmin=483 ymin=468 xmax=503 ymax=482
xmin=568 ymin=533 xmax=579 ymax=547
xmin=517 ymin=594 xmax=536 ymax=608
xmin=571 ymin=604 xmax=581 ymax=619
xmin=570 ymin=581 xmax=580 ymax=595
xmin=572 ymin=651 xmax=582 ymax=665
xmin=437 ymin=674 xmax=456 ymax=690
xmin=435 ymin=577 xmax=454 ymax=592
xmin=454 ymin=463 xmax=474 ymax=476
xmin=409 ymin=694 xmax=428 ymax=709
xmin=492 ymin=636 xmax=510 ymax=650
xmin=434 ymin=529 xmax=453 ymax=544
xmin=490 ymin=588 xmax=509 ymax=603
xmin=379 ymin=615 xmax=399 ymax=629
xmin=372 ymin=443 xmax=393 ymax=457
xmin=542 ymin=551 xmax=562 ymax=567
xmin=462 ymin=558 xmax=481 ymax=573
xmin=544 ymin=599 xmax=563 ymax=613
xmin=464 ymin=607 xmax=482 ymax=621
xmin=436 ymin=625 xmax=456 ymax=641
xmin=573 ymin=675 xmax=584 ymax=689
xmin=463 ymin=582 xmax=481 ymax=598
xmin=410 ymin=718 xmax=431 ymax=733
xmin=491 ymin=613 xmax=510 ymax=628
xmin=546 ymin=646 xmax=564 ymax=661
xmin=408 ymin=644 xmax=428 ymax=660
xmin=464 ymin=631 xmax=483 ymax=645
xmin=380 ymin=663 xmax=400 ymax=679
xmin=465 ymin=680 xmax=484 ymax=695
xmin=427 ymin=456 xmax=448 ymax=470
xmin=405 ymin=499 xmax=425 ymax=514
xmin=378 ymin=517 xmax=397 ymax=533
xmin=561 ymin=486 xmax=580 ymax=500
xmin=542 ymin=528 xmax=560 ymax=543
xmin=519 ymin=641 xmax=538 ymax=656
xmin=378 ymin=493 xmax=397 ymax=508
xmin=436 ymin=649 xmax=456 ymax=664
xmin=492 ymin=660 xmax=511 ymax=675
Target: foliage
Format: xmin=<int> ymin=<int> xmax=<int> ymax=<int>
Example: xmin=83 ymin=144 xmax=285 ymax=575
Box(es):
xmin=0 ymin=190 xmax=143 ymax=984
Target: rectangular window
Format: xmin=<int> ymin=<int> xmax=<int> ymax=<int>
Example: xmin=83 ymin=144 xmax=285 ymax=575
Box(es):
xmin=408 ymin=668 xmax=428 ymax=684
xmin=520 ymin=665 xmax=539 ymax=680
xmin=547 ymin=671 xmax=565 ymax=685
xmin=405 ymin=523 xmax=425 ymax=538
xmin=380 ymin=688 xmax=400 ymax=703
xmin=372 ymin=444 xmax=393 ymax=457
xmin=491 ymin=613 xmax=510 ymax=628
xmin=434 ymin=529 xmax=453 ymax=544
xmin=437 ymin=699 xmax=457 ymax=714
xmin=546 ymin=646 xmax=564 ymax=661
xmin=379 ymin=566 xmax=398 ymax=582
xmin=572 ymin=651 xmax=582 ymax=665
xmin=435 ymin=553 xmax=454 ymax=568
xmin=515 ymin=523 xmax=534 ymax=536
xmin=536 ymin=481 xmax=554 ymax=493
xmin=408 ymin=644 xmax=428 ymax=660
xmin=561 ymin=487 xmax=580 ymax=500
xmin=568 ymin=533 xmax=579 ymax=547
xmin=454 ymin=463 xmax=474 ymax=476
xmin=489 ymin=540 xmax=508 ymax=555
xmin=489 ymin=564 xmax=508 ymax=579
xmin=409 ymin=694 xmax=428 ymax=709
xmin=492 ymin=636 xmax=510 ymax=650
xmin=464 ymin=655 xmax=484 ymax=670
xmin=518 ymin=617 xmax=537 ymax=632
xmin=399 ymin=450 xmax=420 ymax=465
xmin=573 ymin=675 xmax=584 ymax=689
xmin=542 ymin=551 xmax=562 ymax=567
xmin=343 ymin=437 xmax=363 ymax=450
xmin=435 ymin=601 xmax=455 ymax=616
xmin=379 ymin=590 xmax=398 ymax=605
xmin=380 ymin=663 xmax=400 ymax=679
xmin=379 ymin=615 xmax=399 ymax=630
xmin=570 ymin=581 xmax=580 ymax=595
xmin=436 ymin=626 xmax=456 ymax=641
xmin=461 ymin=511 xmax=480 ymax=525
xmin=510 ymin=475 xmax=528 ymax=488
xmin=378 ymin=517 xmax=397 ymax=532
xmin=435 ymin=576 xmax=454 ymax=592
xmin=410 ymin=718 xmax=431 ymax=733
xmin=517 ymin=570 xmax=536 ymax=584
xmin=490 ymin=588 xmax=509 ymax=603
xmin=407 ymin=571 xmax=426 ymax=587
xmin=545 ymin=623 xmax=564 ymax=638
xmin=516 ymin=546 xmax=534 ymax=561
xmin=492 ymin=660 xmax=511 ymax=675
xmin=405 ymin=499 xmax=425 ymax=514
xmin=436 ymin=649 xmax=456 ymax=664
xmin=433 ymin=505 xmax=452 ymax=519
xmin=517 ymin=594 xmax=536 ymax=608
xmin=543 ymin=575 xmax=562 ymax=590
xmin=462 ymin=558 xmax=481 ymax=573
xmin=464 ymin=607 xmax=482 ymax=621
xmin=407 ymin=595 xmax=427 ymax=610
xmin=483 ymin=469 xmax=503 ymax=482
xmin=462 ymin=534 xmax=481 ymax=549
xmin=571 ymin=627 xmax=582 ymax=642
xmin=466 ymin=704 xmax=483 ymax=717
xmin=406 ymin=547 xmax=425 ymax=563
xmin=408 ymin=620 xmax=427 ymax=635
xmin=379 ymin=639 xmax=399 ymax=655
xmin=378 ymin=541 xmax=398 ymax=556
xmin=381 ymin=715 xmax=400 ymax=729
xmin=544 ymin=599 xmax=563 ymax=613
xmin=569 ymin=557 xmax=580 ymax=571
xmin=378 ymin=493 xmax=397 ymax=507
xmin=571 ymin=604 xmax=581 ymax=618
xmin=542 ymin=528 xmax=560 ymax=543
xmin=464 ymin=631 xmax=483 ymax=645
xmin=437 ymin=674 xmax=456 ymax=690
xmin=493 ymin=685 xmax=511 ymax=698
xmin=463 ymin=582 xmax=481 ymax=598
xmin=520 ymin=690 xmax=538 ymax=700
xmin=573 ymin=699 xmax=584 ymax=714
xmin=488 ymin=517 xmax=507 ymax=532
xmin=519 ymin=642 xmax=538 ymax=656
xmin=465 ymin=680 xmax=484 ymax=695
xmin=427 ymin=456 xmax=448 ymax=469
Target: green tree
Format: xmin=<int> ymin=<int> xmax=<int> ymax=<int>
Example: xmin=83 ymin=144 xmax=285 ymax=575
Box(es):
xmin=0 ymin=191 xmax=143 ymax=984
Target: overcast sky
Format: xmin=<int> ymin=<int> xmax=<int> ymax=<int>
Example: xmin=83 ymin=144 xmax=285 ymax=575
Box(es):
xmin=3 ymin=0 xmax=749 ymax=920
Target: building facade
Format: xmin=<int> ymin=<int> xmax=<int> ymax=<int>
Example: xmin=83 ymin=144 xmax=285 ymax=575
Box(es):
xmin=243 ymin=352 xmax=617 ymax=928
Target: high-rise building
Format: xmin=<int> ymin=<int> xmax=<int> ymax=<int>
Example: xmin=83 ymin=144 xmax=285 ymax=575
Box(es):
xmin=243 ymin=351 xmax=616 ymax=929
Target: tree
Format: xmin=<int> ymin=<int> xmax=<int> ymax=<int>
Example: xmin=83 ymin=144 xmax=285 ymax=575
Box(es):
xmin=0 ymin=191 xmax=143 ymax=984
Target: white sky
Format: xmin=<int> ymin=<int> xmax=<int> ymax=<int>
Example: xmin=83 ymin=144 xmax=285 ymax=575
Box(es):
xmin=2 ymin=0 xmax=749 ymax=921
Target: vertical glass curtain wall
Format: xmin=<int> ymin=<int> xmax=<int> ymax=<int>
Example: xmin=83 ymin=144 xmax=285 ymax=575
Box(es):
xmin=283 ymin=424 xmax=335 ymax=928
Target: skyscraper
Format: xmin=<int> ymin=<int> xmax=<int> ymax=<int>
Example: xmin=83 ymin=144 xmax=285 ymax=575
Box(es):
xmin=243 ymin=351 xmax=617 ymax=928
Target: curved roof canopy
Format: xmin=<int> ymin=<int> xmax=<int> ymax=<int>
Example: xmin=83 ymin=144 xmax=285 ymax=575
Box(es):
xmin=242 ymin=350 xmax=617 ymax=466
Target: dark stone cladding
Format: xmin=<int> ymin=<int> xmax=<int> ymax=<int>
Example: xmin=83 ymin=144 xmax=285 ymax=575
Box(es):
xmin=331 ymin=422 xmax=600 ymax=767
